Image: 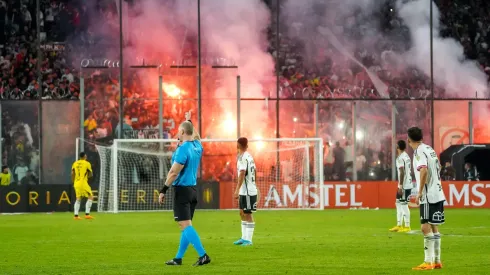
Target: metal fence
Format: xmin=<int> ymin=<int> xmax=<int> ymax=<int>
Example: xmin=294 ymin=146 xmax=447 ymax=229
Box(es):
xmin=1 ymin=98 xmax=485 ymax=184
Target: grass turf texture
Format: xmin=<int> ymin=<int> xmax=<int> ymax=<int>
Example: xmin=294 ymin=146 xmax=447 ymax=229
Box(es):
xmin=1 ymin=209 xmax=489 ymax=275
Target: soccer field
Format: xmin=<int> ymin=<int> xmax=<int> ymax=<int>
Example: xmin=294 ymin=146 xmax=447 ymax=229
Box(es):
xmin=1 ymin=209 xmax=489 ymax=275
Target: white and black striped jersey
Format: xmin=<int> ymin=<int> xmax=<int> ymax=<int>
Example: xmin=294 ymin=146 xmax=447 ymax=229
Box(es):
xmin=413 ymin=143 xmax=446 ymax=204
xmin=237 ymin=151 xmax=257 ymax=196
xmin=396 ymin=151 xmax=413 ymax=190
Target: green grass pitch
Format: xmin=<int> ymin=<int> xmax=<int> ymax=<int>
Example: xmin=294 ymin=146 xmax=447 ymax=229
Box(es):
xmin=1 ymin=209 xmax=490 ymax=274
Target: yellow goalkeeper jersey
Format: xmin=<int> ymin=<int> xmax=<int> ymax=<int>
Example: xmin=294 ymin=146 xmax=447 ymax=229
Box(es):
xmin=0 ymin=172 xmax=10 ymax=186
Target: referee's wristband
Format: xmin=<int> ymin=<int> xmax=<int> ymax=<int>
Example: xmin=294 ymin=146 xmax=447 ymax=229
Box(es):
xmin=160 ymin=185 xmax=169 ymax=194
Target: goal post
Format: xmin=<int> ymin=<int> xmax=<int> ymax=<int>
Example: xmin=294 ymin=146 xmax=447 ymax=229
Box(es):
xmin=77 ymin=138 xmax=324 ymax=213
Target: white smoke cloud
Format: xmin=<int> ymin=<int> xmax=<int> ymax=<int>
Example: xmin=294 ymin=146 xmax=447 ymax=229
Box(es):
xmin=282 ymin=0 xmax=488 ymax=98
xmin=396 ymin=0 xmax=488 ymax=98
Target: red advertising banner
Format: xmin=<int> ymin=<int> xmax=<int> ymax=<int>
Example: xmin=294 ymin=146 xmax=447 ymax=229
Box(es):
xmin=220 ymin=181 xmax=490 ymax=209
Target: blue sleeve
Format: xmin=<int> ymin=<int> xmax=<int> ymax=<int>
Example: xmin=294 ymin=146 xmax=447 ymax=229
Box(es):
xmin=173 ymin=146 xmax=187 ymax=165
xmin=196 ymin=140 xmax=203 ymax=154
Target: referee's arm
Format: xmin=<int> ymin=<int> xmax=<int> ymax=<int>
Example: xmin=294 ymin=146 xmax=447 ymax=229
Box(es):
xmin=188 ymin=120 xmax=201 ymax=141
xmin=159 ymin=163 xmax=185 ymax=198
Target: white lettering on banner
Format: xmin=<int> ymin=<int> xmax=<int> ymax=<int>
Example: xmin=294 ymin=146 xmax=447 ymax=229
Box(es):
xmin=447 ymin=183 xmax=490 ymax=207
xmin=283 ymin=185 xmax=302 ymax=207
xmin=264 ymin=184 xmax=362 ymax=208
xmin=309 ymin=185 xmax=320 ymax=207
xmin=350 ymin=184 xmax=363 ymax=207
xmin=335 ymin=185 xmax=348 ymax=207
xmin=264 ymin=185 xmax=282 ymax=207
xmin=323 ymin=185 xmax=334 ymax=206
xmin=448 ymin=184 xmax=469 ymax=206
xmin=471 ymin=184 xmax=488 ymax=207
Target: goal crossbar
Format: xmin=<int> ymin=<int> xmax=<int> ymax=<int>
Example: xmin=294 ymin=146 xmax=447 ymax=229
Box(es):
xmin=112 ymin=138 xmax=324 ymax=143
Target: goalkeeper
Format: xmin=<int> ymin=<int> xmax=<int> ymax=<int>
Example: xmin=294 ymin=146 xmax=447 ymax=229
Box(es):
xmin=159 ymin=111 xmax=211 ymax=267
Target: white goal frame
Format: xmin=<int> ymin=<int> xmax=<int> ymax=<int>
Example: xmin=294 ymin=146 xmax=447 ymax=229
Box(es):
xmin=77 ymin=138 xmax=324 ymax=213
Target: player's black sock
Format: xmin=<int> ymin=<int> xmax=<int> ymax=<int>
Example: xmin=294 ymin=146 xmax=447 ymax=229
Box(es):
xmin=74 ymin=215 xmax=79 ymax=217
xmin=85 ymin=213 xmax=89 ymax=216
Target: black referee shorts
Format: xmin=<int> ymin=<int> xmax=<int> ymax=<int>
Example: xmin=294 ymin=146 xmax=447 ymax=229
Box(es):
xmin=173 ymin=186 xmax=198 ymax=222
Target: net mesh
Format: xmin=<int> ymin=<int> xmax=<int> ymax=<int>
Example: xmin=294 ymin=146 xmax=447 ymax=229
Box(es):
xmin=81 ymin=138 xmax=323 ymax=212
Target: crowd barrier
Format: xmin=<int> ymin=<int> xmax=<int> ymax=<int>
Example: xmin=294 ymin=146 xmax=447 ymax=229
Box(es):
xmin=1 ymin=181 xmax=489 ymax=213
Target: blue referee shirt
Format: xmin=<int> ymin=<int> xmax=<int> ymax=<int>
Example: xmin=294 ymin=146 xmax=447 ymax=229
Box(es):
xmin=172 ymin=140 xmax=203 ymax=186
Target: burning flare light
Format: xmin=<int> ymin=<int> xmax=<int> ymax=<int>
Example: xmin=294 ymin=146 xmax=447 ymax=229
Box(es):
xmin=163 ymin=83 xmax=183 ymax=98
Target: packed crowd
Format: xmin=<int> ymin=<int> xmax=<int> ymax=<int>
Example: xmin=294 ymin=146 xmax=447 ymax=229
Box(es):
xmin=0 ymin=0 xmax=485 ymax=184
xmin=273 ymin=0 xmax=490 ymax=100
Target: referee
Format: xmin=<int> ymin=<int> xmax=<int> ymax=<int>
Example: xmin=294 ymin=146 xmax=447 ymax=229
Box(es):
xmin=159 ymin=112 xmax=211 ymax=267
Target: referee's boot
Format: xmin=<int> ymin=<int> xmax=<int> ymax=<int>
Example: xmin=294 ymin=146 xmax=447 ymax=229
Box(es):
xmin=193 ymin=254 xmax=211 ymax=266
xmin=165 ymin=258 xmax=182 ymax=266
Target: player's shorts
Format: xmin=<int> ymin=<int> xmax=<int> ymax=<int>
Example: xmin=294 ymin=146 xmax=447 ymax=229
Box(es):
xmin=173 ymin=186 xmax=197 ymax=222
xmin=239 ymin=195 xmax=257 ymax=214
xmin=420 ymin=201 xmax=445 ymax=225
xmin=396 ymin=189 xmax=412 ymax=203
xmin=74 ymin=182 xmax=93 ymax=198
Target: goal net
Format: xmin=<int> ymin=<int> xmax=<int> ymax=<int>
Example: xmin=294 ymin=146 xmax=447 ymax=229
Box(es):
xmin=77 ymin=138 xmax=324 ymax=213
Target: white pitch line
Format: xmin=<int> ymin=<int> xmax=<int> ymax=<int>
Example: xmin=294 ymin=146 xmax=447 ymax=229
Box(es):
xmin=404 ymin=230 xmax=490 ymax=238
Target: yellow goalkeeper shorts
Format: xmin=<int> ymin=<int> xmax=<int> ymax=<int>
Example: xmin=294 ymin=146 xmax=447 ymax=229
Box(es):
xmin=74 ymin=182 xmax=93 ymax=198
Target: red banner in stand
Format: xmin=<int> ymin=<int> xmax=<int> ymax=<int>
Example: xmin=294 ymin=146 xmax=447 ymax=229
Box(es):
xmin=219 ymin=181 xmax=490 ymax=209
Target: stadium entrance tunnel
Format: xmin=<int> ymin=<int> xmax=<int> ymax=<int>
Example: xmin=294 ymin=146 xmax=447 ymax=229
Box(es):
xmin=441 ymin=144 xmax=490 ymax=180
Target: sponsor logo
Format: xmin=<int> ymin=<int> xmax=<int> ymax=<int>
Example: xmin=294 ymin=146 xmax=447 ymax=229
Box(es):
xmin=264 ymin=184 xmax=362 ymax=208
xmin=432 ymin=211 xmax=444 ymax=222
xmin=447 ymin=183 xmax=490 ymax=207
xmin=260 ymin=182 xmax=490 ymax=209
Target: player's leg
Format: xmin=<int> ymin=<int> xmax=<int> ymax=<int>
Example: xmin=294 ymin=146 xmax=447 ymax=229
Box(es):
xmin=234 ymin=196 xmax=247 ymax=245
xmin=432 ymin=225 xmax=442 ymax=269
xmin=166 ymin=188 xmax=189 ymax=266
xmin=241 ymin=195 xmax=257 ymax=246
xmin=430 ymin=201 xmax=445 ymax=269
xmin=73 ymin=185 xmax=82 ymax=220
xmin=167 ymin=187 xmax=210 ymax=266
xmin=412 ymin=203 xmax=435 ymax=270
xmin=389 ymin=191 xmax=402 ymax=231
xmin=185 ymin=187 xmax=211 ymax=266
xmin=84 ymin=183 xmax=94 ymax=219
xmin=399 ymin=189 xmax=411 ymax=232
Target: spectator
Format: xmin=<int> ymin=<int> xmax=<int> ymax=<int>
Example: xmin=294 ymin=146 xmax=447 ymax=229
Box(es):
xmin=14 ymin=159 xmax=29 ymax=184
xmin=333 ymin=141 xmax=345 ymax=181
xmin=0 ymin=165 xmax=11 ymax=186
xmin=20 ymin=170 xmax=38 ymax=185
xmin=84 ymin=114 xmax=97 ymax=133
xmin=323 ymin=142 xmax=334 ymax=180
xmin=21 ymin=5 xmax=32 ymax=29
xmin=344 ymin=141 xmax=353 ymax=172
xmin=114 ymin=115 xmax=134 ymax=139
xmin=440 ymin=161 xmax=456 ymax=181
xmin=464 ymin=162 xmax=479 ymax=181
xmin=356 ymin=150 xmax=367 ymax=180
